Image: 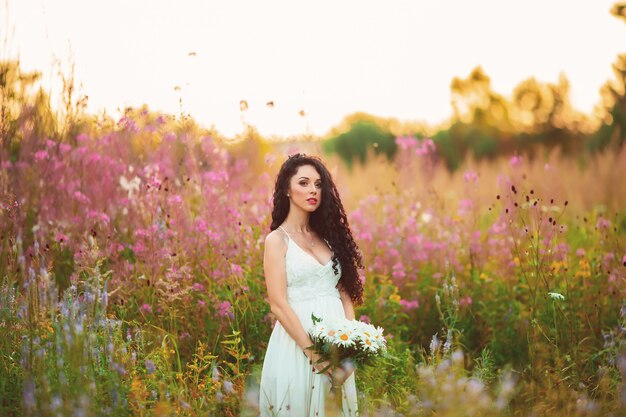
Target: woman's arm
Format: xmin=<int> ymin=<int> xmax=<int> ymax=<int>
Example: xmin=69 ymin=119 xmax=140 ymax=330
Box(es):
xmin=264 ymin=231 xmax=329 ymax=373
xmin=339 ymin=287 xmax=355 ymax=320
xmin=335 ymin=286 xmax=357 ymax=383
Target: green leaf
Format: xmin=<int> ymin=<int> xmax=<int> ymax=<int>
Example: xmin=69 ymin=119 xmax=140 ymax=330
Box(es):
xmin=311 ymin=313 xmax=321 ymax=325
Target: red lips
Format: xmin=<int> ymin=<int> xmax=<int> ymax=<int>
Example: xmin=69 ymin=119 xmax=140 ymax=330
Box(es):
xmin=307 ymin=198 xmax=318 ymax=205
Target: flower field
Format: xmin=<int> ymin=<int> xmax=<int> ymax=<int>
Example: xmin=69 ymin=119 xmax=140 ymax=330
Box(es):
xmin=1 ymin=109 xmax=626 ymax=416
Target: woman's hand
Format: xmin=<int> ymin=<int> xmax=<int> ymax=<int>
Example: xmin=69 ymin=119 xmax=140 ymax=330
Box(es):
xmin=308 ymin=352 xmax=333 ymax=379
xmin=330 ymin=360 xmax=356 ymax=388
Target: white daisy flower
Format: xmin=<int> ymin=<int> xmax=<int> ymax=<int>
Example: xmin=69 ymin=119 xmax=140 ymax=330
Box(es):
xmin=548 ymin=292 xmax=565 ymax=301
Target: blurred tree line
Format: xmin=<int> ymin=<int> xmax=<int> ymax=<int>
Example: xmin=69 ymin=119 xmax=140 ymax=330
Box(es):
xmin=324 ymin=3 xmax=626 ymax=171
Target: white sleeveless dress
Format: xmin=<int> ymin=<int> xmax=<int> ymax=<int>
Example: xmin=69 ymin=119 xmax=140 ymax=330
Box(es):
xmin=259 ymin=228 xmax=358 ymax=417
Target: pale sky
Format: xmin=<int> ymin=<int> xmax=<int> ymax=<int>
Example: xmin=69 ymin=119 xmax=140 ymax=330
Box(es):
xmin=3 ymin=0 xmax=625 ymax=138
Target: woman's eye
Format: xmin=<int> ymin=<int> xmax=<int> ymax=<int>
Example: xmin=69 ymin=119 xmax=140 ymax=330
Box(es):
xmin=299 ymin=181 xmax=307 ymax=186
xmin=315 ymin=183 xmax=322 ymax=188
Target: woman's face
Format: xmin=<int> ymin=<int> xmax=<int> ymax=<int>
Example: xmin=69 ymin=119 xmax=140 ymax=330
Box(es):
xmin=288 ymin=164 xmax=322 ymax=213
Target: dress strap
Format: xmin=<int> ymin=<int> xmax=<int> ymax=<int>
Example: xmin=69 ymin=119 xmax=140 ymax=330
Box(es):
xmin=277 ymin=226 xmax=291 ymax=244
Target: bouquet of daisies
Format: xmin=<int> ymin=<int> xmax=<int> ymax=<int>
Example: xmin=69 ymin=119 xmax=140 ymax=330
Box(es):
xmin=307 ymin=314 xmax=387 ymax=379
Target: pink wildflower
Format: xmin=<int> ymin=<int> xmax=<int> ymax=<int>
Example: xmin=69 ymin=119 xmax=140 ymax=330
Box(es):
xmin=207 ymin=230 xmax=222 ymax=243
xmin=576 ymin=248 xmax=586 ymax=257
xmin=596 ymin=217 xmax=611 ymax=229
xmin=463 ymin=170 xmax=479 ymax=183
xmin=458 ymin=199 xmax=474 ymax=216
xmin=604 ymin=252 xmax=615 ymax=270
xmin=399 ymin=299 xmax=419 ymax=311
xmin=415 ymin=138 xmax=436 ymax=156
xmin=204 ymin=170 xmax=228 ymax=183
xmin=395 ymin=136 xmax=418 ymax=150
xmin=55 ymin=233 xmax=69 ymax=244
xmin=359 ymin=315 xmax=371 ymax=324
xmin=555 ymin=243 xmax=570 ymax=261
xmin=134 ymin=228 xmax=149 ymax=238
xmin=509 ymin=155 xmax=522 ymax=167
xmin=195 ymin=219 xmax=208 ymax=233
xmin=133 ymin=241 xmax=146 ymax=255
xmin=88 ymin=211 xmax=111 ymax=225
xmin=218 ymin=301 xmax=234 ymax=320
xmin=139 ymin=303 xmax=152 ymax=314
xmin=168 ymin=195 xmax=183 ymax=205
xmin=230 ymin=263 xmax=244 ymax=277
xmin=350 ymin=209 xmax=365 ymax=224
xmin=34 ymin=150 xmax=49 ymax=161
xmin=392 ymin=262 xmax=406 ymax=280
xmin=73 ymin=191 xmax=90 ymax=204
xmin=490 ymin=220 xmax=507 ymax=234
xmin=460 ymin=296 xmax=473 ymax=307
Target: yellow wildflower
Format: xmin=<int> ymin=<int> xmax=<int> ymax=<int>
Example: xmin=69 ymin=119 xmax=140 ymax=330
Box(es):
xmin=130 ymin=378 xmax=142 ymax=391
xmin=575 ymin=259 xmax=591 ymax=279
xmin=550 ymin=261 xmax=567 ymax=274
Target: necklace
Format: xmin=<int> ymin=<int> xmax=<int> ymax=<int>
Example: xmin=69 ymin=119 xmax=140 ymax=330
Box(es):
xmin=282 ymin=225 xmax=316 ymax=247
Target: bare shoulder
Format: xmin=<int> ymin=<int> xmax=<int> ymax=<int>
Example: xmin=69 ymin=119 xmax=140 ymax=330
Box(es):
xmin=264 ymin=229 xmax=288 ymax=254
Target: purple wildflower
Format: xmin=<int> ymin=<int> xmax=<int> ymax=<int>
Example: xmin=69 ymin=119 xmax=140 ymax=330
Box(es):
xmin=145 ymin=359 xmax=156 ymax=374
xmin=218 ymin=301 xmax=234 ymax=320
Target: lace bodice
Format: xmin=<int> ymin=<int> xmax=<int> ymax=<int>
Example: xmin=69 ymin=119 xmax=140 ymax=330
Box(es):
xmin=277 ymin=227 xmax=341 ymax=303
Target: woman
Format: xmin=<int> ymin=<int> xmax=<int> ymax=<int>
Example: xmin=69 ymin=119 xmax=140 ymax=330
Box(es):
xmin=259 ymin=153 xmax=364 ymax=417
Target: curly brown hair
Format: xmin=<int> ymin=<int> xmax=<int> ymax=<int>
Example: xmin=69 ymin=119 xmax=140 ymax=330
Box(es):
xmin=270 ymin=153 xmax=364 ymax=304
